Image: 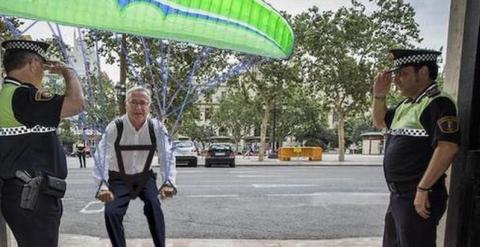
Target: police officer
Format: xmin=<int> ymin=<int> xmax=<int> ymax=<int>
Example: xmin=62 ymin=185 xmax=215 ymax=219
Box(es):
xmin=0 ymin=39 xmax=84 ymax=246
xmin=93 ymin=86 xmax=176 ymax=247
xmin=372 ymin=49 xmax=460 ymax=247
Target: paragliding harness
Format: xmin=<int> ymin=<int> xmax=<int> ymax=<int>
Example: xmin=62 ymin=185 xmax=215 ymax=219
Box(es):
xmin=109 ymin=118 xmax=156 ymax=199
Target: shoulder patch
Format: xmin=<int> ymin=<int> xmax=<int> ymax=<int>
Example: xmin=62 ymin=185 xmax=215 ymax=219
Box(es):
xmin=34 ymin=90 xmax=54 ymax=101
xmin=437 ymin=116 xmax=459 ymax=134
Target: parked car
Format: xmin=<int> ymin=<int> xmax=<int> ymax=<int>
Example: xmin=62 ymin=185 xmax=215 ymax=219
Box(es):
xmin=173 ymin=140 xmax=198 ymax=167
xmin=205 ymin=143 xmax=235 ymax=168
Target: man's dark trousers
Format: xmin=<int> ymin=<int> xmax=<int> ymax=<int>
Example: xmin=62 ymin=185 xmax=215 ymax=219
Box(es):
xmin=105 ymin=173 xmax=165 ymax=247
xmin=1 ymin=179 xmax=62 ymax=247
xmin=383 ymin=186 xmax=448 ymax=247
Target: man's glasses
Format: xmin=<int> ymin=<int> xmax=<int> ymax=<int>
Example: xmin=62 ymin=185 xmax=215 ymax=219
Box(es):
xmin=128 ymin=100 xmax=150 ymax=107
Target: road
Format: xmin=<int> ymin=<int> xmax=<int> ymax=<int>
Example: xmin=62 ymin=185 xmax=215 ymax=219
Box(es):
xmin=61 ymin=158 xmax=388 ymax=240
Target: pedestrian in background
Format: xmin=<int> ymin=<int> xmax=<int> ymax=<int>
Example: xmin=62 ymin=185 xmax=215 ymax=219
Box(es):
xmin=372 ymin=49 xmax=460 ymax=247
xmin=76 ymin=141 xmax=87 ymax=168
xmin=93 ymin=86 xmax=177 ymax=247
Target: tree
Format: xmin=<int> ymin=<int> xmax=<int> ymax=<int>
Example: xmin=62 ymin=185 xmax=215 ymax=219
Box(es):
xmin=83 ymin=32 xmax=231 ymax=132
xmin=238 ymin=57 xmax=302 ymax=161
xmin=58 ymin=119 xmax=78 ymax=153
xmin=210 ymin=91 xmax=262 ymax=152
xmin=278 ymin=88 xmax=335 ymax=150
xmin=294 ymin=0 xmax=422 ymax=161
xmin=81 ymin=72 xmax=120 ymax=130
xmin=0 ymin=17 xmax=21 ymax=42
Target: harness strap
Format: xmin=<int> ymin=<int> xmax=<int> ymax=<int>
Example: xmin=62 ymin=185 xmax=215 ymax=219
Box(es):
xmin=113 ymin=118 xmax=157 ymax=198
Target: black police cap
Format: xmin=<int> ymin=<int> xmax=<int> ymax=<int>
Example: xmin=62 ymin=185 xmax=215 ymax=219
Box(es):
xmin=387 ymin=49 xmax=441 ymax=72
xmin=1 ymin=39 xmax=50 ymax=61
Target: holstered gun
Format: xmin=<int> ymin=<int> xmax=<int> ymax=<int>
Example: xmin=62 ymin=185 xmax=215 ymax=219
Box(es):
xmin=16 ymin=171 xmax=43 ymax=211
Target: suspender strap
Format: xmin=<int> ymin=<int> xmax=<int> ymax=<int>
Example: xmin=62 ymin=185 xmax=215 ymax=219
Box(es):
xmin=114 ymin=118 xmax=157 ymax=175
xmin=143 ymin=119 xmax=157 ymax=173
xmin=114 ymin=118 xmax=126 ymax=175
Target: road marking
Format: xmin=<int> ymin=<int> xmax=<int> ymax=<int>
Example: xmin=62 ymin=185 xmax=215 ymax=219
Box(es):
xmin=267 ymin=192 xmax=389 ymax=197
xmin=229 ymin=171 xmax=255 ymax=174
xmin=237 ymin=175 xmax=283 ymax=178
xmin=65 ymin=179 xmax=97 ymax=184
xmin=179 ymin=185 xmax=251 ymax=188
xmin=175 ymin=170 xmax=206 ymax=174
xmin=185 ymin=194 xmax=239 ymax=198
xmin=252 ymin=184 xmax=317 ymax=188
xmin=80 ymin=201 xmax=105 ymax=214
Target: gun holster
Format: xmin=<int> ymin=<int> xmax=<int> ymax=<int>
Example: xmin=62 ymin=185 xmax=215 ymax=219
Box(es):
xmin=41 ymin=175 xmax=67 ymax=198
xmin=17 ymin=172 xmax=42 ymax=211
xmin=16 ymin=171 xmax=67 ymax=211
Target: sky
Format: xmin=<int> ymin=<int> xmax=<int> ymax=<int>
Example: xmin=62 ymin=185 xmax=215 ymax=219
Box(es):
xmin=17 ymin=0 xmax=451 ymax=82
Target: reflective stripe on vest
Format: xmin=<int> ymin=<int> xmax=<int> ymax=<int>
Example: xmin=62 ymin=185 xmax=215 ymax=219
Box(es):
xmin=389 ymin=92 xmax=452 ymax=137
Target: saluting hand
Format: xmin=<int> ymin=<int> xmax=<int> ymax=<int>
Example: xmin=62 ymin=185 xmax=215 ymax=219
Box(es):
xmin=97 ymin=190 xmax=115 ymax=203
xmin=414 ymin=191 xmax=431 ymax=219
xmin=373 ymin=72 xmax=392 ymax=97
xmin=43 ymin=60 xmax=74 ymax=76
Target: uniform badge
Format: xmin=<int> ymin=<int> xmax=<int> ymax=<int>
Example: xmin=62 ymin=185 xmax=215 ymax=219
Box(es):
xmin=35 ymin=90 xmax=54 ymax=101
xmin=437 ymin=116 xmax=459 ymax=134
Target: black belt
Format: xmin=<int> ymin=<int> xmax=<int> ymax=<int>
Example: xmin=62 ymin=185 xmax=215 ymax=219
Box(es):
xmin=387 ymin=181 xmax=418 ymax=194
xmin=387 ymin=178 xmax=445 ymax=194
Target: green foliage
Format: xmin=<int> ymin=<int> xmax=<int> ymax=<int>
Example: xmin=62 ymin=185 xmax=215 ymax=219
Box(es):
xmin=85 ymin=72 xmax=120 ymax=126
xmin=345 ymin=116 xmax=377 ymax=144
xmin=293 ymin=0 xmax=421 ymax=160
xmin=273 ymin=87 xmax=335 ymax=149
xmin=210 ymin=91 xmax=262 ymax=144
xmin=58 ymin=119 xmax=78 ymax=145
xmin=84 ymin=31 xmax=230 ymax=132
xmin=0 ymin=17 xmax=22 ymax=42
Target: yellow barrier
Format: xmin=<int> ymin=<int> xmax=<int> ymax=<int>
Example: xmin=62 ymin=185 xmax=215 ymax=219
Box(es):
xmin=278 ymin=147 xmax=322 ymax=161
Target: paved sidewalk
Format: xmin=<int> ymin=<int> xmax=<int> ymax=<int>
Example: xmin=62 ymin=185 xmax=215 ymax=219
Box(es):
xmin=55 ymin=235 xmax=382 ymax=247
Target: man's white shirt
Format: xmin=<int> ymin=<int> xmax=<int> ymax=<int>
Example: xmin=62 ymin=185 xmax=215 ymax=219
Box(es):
xmin=93 ymin=115 xmax=176 ymax=190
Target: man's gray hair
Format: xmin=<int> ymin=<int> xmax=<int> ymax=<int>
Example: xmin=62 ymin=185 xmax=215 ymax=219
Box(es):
xmin=125 ymin=86 xmax=151 ymax=102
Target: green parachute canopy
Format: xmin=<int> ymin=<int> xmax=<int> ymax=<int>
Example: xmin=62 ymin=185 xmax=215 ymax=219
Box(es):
xmin=0 ymin=0 xmax=295 ymax=59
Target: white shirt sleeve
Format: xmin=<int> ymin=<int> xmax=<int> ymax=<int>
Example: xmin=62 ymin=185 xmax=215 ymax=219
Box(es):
xmin=153 ymin=118 xmax=177 ymax=186
xmin=92 ymin=121 xmax=117 ymax=191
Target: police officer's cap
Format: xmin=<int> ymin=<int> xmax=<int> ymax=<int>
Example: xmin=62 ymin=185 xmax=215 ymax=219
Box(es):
xmin=387 ymin=49 xmax=441 ymax=72
xmin=1 ymin=39 xmax=50 ymax=61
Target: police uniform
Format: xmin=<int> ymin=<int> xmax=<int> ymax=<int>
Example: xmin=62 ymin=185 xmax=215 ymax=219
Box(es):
xmin=93 ymin=115 xmax=176 ymax=247
xmin=382 ymin=49 xmax=460 ymax=246
xmin=0 ymin=40 xmax=67 ymax=246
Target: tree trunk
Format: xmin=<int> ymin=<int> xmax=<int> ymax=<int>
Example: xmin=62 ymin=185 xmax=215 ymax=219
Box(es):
xmin=337 ymin=111 xmax=345 ymax=162
xmin=259 ymin=100 xmax=272 ymax=161
xmin=119 ymin=34 xmax=127 ymax=115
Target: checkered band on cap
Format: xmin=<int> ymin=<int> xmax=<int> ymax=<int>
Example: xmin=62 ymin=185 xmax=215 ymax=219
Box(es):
xmin=387 ymin=128 xmax=428 ymax=137
xmin=2 ymin=40 xmax=48 ymax=59
xmin=0 ymin=125 xmax=56 ymax=136
xmin=393 ymin=53 xmax=438 ymax=68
